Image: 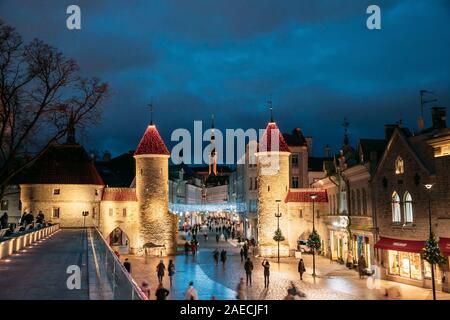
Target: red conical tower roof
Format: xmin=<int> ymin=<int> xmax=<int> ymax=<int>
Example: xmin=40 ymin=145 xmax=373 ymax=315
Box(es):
xmin=257 ymin=122 xmax=291 ymax=153
xmin=134 ymin=124 xmax=170 ymax=156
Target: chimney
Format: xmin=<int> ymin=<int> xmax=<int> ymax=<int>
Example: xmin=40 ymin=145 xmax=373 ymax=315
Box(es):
xmin=384 ymin=124 xmax=399 ymax=141
xmin=431 ymin=107 xmax=446 ymax=130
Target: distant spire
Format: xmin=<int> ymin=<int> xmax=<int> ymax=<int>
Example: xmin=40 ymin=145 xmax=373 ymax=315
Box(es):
xmin=268 ymin=95 xmax=273 ymax=122
xmin=66 ymin=111 xmax=76 ymax=144
xmin=342 ymin=118 xmax=350 ymax=146
xmin=148 ymin=100 xmax=154 ymax=125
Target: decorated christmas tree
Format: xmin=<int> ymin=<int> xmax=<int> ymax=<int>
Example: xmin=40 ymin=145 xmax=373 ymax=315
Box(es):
xmin=273 ymin=228 xmax=285 ymax=242
xmin=423 ymin=234 xmax=445 ymax=265
xmin=307 ymin=230 xmax=321 ymax=251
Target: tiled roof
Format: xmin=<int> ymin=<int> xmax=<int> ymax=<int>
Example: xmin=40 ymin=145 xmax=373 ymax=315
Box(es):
xmin=285 ymin=189 xmax=328 ymax=203
xmin=20 ymin=143 xmax=104 ymax=185
xmin=102 ymin=188 xmax=137 ymax=201
xmin=283 ymin=128 xmax=308 ymax=147
xmin=258 ymin=122 xmax=291 ymax=153
xmin=134 ymin=124 xmax=170 ymax=156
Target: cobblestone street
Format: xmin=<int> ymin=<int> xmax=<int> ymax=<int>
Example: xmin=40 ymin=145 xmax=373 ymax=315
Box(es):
xmin=123 ymin=232 xmax=450 ymax=300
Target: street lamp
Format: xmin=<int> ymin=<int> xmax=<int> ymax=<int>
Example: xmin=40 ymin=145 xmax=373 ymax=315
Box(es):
xmin=310 ymin=193 xmax=317 ymax=277
xmin=424 ymin=183 xmax=436 ymax=300
xmin=82 ymin=211 xmax=89 ymax=229
xmin=274 ymin=200 xmax=282 ymax=263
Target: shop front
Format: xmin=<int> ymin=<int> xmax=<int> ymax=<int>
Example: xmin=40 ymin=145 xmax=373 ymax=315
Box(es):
xmin=439 ymin=237 xmax=450 ymax=293
xmin=351 ymin=232 xmax=373 ymax=268
xmin=375 ymin=237 xmax=435 ymax=287
xmin=329 ymin=228 xmax=348 ymax=264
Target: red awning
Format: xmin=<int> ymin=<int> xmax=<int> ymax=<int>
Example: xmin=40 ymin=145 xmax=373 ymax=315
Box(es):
xmin=374 ymin=237 xmax=425 ymax=253
xmin=439 ymin=238 xmax=450 ymax=255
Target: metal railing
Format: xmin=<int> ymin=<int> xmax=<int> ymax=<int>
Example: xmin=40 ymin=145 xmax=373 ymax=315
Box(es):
xmin=89 ymin=228 xmax=147 ymax=300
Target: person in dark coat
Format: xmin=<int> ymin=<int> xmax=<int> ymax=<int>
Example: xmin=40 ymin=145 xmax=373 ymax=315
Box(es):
xmin=244 ymin=258 xmax=254 ymax=286
xmin=123 ymin=258 xmax=131 ymax=273
xmin=155 ymin=283 xmax=169 ymax=300
xmin=0 ymin=212 xmax=8 ymax=229
xmin=168 ymin=260 xmax=175 ymax=287
xmin=220 ymin=249 xmax=227 ymax=267
xmin=156 ymin=260 xmax=165 ymax=283
xmin=358 ymin=255 xmax=367 ymax=279
xmin=216 ymin=233 xmax=220 ymax=243
xmin=184 ymin=241 xmax=190 ymax=255
xmin=262 ymin=259 xmax=270 ymax=288
xmin=240 ymin=248 xmax=244 ymax=262
xmin=213 ymin=249 xmax=219 ymax=265
xmin=298 ymin=259 xmax=306 ymax=280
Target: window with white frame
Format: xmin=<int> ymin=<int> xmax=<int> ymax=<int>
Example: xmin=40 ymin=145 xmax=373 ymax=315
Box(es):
xmin=392 ymin=191 xmax=401 ymax=223
xmin=404 ymin=191 xmax=413 ymax=223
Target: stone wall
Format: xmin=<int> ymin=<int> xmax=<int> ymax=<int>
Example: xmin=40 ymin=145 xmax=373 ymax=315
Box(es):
xmin=135 ymin=155 xmax=176 ymax=256
xmin=20 ymin=184 xmax=103 ymax=227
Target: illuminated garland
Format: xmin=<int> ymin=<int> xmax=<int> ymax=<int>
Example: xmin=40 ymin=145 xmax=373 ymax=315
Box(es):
xmin=169 ymin=202 xmax=247 ymax=214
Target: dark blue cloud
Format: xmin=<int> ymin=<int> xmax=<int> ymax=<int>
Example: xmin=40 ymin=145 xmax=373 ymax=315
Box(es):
xmin=1 ymin=0 xmax=449 ymax=158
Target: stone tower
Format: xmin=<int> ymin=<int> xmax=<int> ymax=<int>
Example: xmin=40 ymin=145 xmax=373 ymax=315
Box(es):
xmin=256 ymin=112 xmax=291 ymax=257
xmin=134 ymin=123 xmax=176 ymax=256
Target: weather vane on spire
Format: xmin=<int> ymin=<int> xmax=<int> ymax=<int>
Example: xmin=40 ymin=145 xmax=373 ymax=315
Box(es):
xmin=268 ymin=94 xmax=273 ymax=122
xmin=211 ymin=113 xmax=215 ymax=129
xmin=147 ymin=100 xmax=154 ymax=125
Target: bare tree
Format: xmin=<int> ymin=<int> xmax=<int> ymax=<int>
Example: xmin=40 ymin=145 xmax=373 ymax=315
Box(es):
xmin=0 ymin=20 xmax=109 ymax=196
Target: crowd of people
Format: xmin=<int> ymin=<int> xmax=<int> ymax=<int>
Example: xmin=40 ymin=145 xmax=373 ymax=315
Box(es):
xmin=0 ymin=210 xmax=49 ymax=238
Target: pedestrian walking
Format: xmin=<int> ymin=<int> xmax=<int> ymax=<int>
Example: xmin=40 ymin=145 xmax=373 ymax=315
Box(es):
xmin=184 ymin=281 xmax=198 ymax=300
xmin=220 ymin=249 xmax=227 ymax=267
xmin=184 ymin=241 xmax=190 ymax=256
xmin=155 ymin=283 xmax=169 ymax=300
xmin=204 ymin=232 xmax=208 ymax=242
xmin=346 ymin=251 xmax=354 ymax=269
xmin=168 ymin=260 xmax=175 ymax=287
xmin=156 ymin=260 xmax=165 ymax=283
xmin=213 ymin=249 xmax=219 ymax=265
xmin=1 ymin=212 xmax=8 ymax=229
xmin=123 ymin=258 xmax=131 ymax=274
xmin=298 ymin=258 xmax=306 ymax=280
xmin=244 ymin=258 xmax=254 ymax=286
xmin=140 ymin=281 xmax=151 ymax=299
xmin=216 ymin=233 xmax=220 ymax=243
xmin=191 ymin=240 xmax=197 ymax=257
xmin=262 ymin=259 xmax=270 ymax=288
xmin=240 ymin=248 xmax=244 ymax=262
xmin=236 ymin=277 xmax=247 ymax=300
xmin=358 ymin=255 xmax=367 ymax=279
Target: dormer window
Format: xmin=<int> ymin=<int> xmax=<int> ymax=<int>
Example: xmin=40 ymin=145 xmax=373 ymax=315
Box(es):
xmin=53 ymin=189 xmax=60 ymax=195
xmin=395 ymin=156 xmax=404 ymax=174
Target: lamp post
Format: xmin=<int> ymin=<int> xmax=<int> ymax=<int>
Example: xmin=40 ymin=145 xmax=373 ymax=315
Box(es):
xmin=425 ymin=183 xmax=436 ymax=301
xmin=82 ymin=211 xmax=89 ymax=229
xmin=310 ymin=193 xmax=317 ymax=277
xmin=275 ymin=200 xmax=282 ymax=263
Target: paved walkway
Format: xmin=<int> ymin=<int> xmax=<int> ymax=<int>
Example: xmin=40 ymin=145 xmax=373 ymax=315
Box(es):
xmin=0 ymin=229 xmax=89 ymax=300
xmin=123 ymin=231 xmax=450 ymax=300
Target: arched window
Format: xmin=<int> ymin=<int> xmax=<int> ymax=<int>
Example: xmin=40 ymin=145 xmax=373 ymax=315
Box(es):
xmin=392 ymin=191 xmax=401 ymax=223
xmin=404 ymin=192 xmax=413 ymax=223
xmin=395 ymin=156 xmax=404 ymax=174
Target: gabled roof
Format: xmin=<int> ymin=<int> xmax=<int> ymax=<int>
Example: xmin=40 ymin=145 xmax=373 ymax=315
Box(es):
xmin=20 ymin=143 xmax=104 ymax=185
xmin=257 ymin=122 xmax=291 ymax=153
xmin=374 ymin=127 xmax=435 ymax=178
xmin=102 ymin=188 xmax=137 ymax=201
xmin=95 ymin=152 xmax=135 ymax=187
xmin=134 ymin=124 xmax=170 ymax=156
xmin=285 ymin=189 xmax=328 ymax=203
xmin=308 ymin=157 xmax=333 ymax=172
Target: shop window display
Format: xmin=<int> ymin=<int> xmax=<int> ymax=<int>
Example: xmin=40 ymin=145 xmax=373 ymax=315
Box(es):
xmin=388 ymin=250 xmax=422 ymax=280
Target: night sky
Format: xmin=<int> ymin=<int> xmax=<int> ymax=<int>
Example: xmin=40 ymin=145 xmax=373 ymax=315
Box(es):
xmin=1 ymin=0 xmax=449 ymax=160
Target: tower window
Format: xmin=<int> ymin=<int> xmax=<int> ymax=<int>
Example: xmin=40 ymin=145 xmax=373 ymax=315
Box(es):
xmin=53 ymin=189 xmax=60 ymax=195
xmin=52 ymin=207 xmax=60 ymax=218
xmin=268 ymin=186 xmax=270 ymax=192
xmin=292 ymin=177 xmax=299 ymax=188
xmin=95 ymin=189 xmax=99 ymax=196
xmin=395 ymin=156 xmax=404 ymax=174
xmin=1 ymin=200 xmax=8 ymax=211
xmin=292 ymin=154 xmax=299 ymax=168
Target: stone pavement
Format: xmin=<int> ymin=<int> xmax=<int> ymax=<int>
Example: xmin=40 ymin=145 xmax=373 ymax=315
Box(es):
xmin=123 ymin=231 xmax=450 ymax=300
xmin=0 ymin=229 xmax=89 ymax=300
